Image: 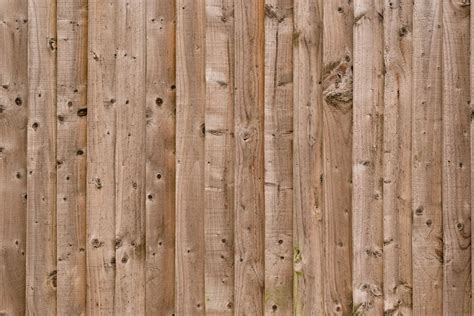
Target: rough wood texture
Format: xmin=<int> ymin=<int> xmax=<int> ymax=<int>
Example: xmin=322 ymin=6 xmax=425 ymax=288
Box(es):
xmin=26 ymin=0 xmax=57 ymax=314
xmin=204 ymin=0 xmax=235 ymax=314
xmin=3 ymin=1 xmax=474 ymax=314
xmin=263 ymin=0 xmax=293 ymax=314
xmin=145 ymin=0 xmax=176 ymax=315
xmin=176 ymin=0 xmax=206 ymax=314
xmin=412 ymin=1 xmax=443 ymax=314
xmin=87 ymin=0 xmax=117 ymax=313
xmin=293 ymin=0 xmax=324 ymax=314
xmin=442 ymin=1 xmax=471 ymax=314
xmin=471 ymin=2 xmax=474 ymax=313
xmin=322 ymin=0 xmax=353 ymax=314
xmin=113 ymin=0 xmax=147 ymax=314
xmin=352 ymin=0 xmax=384 ymax=314
xmin=0 ymin=0 xmax=27 ymax=314
xmin=234 ymin=0 xmax=265 ymax=314
xmin=383 ymin=0 xmax=413 ymax=314
xmin=56 ymin=0 xmax=87 ymax=314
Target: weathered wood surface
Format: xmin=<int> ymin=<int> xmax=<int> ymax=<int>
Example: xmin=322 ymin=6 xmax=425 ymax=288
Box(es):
xmin=26 ymin=0 xmax=57 ymax=314
xmin=412 ymin=1 xmax=443 ymax=314
xmin=204 ymin=0 xmax=235 ymax=314
xmin=383 ymin=0 xmax=413 ymax=314
xmin=145 ymin=0 xmax=176 ymax=315
xmin=1 ymin=0 xmax=474 ymax=314
xmin=176 ymin=0 xmax=206 ymax=314
xmin=0 ymin=1 xmax=27 ymax=315
xmin=352 ymin=0 xmax=385 ymax=314
xmin=56 ymin=0 xmax=87 ymax=314
xmin=442 ymin=0 xmax=471 ymax=314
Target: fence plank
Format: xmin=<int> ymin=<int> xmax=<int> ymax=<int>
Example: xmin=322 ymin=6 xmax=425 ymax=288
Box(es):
xmin=321 ymin=0 xmax=353 ymax=313
xmin=263 ymin=0 xmax=293 ymax=314
xmin=293 ymin=0 xmax=323 ymax=313
xmin=442 ymin=1 xmax=471 ymax=313
xmin=176 ymin=0 xmax=206 ymax=314
xmin=233 ymin=1 xmax=265 ymax=314
xmin=145 ymin=0 xmax=176 ymax=314
xmin=26 ymin=0 xmax=57 ymax=314
xmin=352 ymin=0 xmax=384 ymax=314
xmin=87 ymin=0 xmax=117 ymax=313
xmin=382 ymin=0 xmax=413 ymax=314
xmin=0 ymin=0 xmax=28 ymax=314
xmin=56 ymin=0 xmax=87 ymax=314
xmin=204 ymin=0 xmax=235 ymax=314
xmin=471 ymin=2 xmax=474 ymax=313
xmin=412 ymin=1 xmax=443 ymax=314
xmin=113 ymin=0 xmax=147 ymax=314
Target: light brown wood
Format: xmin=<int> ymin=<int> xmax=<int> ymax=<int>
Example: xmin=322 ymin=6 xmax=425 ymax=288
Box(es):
xmin=145 ymin=0 xmax=176 ymax=315
xmin=204 ymin=0 xmax=235 ymax=314
xmin=442 ymin=1 xmax=471 ymax=313
xmin=382 ymin=0 xmax=413 ymax=314
xmin=263 ymin=0 xmax=293 ymax=314
xmin=176 ymin=0 xmax=206 ymax=314
xmin=5 ymin=1 xmax=474 ymax=314
xmin=321 ymin=0 xmax=353 ymax=314
xmin=113 ymin=0 xmax=147 ymax=314
xmin=0 ymin=0 xmax=27 ymax=314
xmin=26 ymin=0 xmax=57 ymax=314
xmin=412 ymin=0 xmax=443 ymax=314
xmin=234 ymin=0 xmax=265 ymax=314
xmin=352 ymin=0 xmax=384 ymax=314
xmin=292 ymin=0 xmax=324 ymax=314
xmin=56 ymin=0 xmax=87 ymax=314
xmin=87 ymin=0 xmax=117 ymax=313
xmin=471 ymin=2 xmax=474 ymax=313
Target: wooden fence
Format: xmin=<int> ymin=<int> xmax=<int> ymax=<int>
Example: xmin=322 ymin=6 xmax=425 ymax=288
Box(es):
xmin=0 ymin=0 xmax=472 ymax=314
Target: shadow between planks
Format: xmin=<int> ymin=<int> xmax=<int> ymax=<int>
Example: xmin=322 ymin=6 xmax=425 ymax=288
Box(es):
xmin=0 ymin=0 xmax=473 ymax=315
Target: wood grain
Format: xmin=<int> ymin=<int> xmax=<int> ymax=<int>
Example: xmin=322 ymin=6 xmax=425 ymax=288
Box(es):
xmin=382 ymin=0 xmax=413 ymax=314
xmin=204 ymin=0 xmax=235 ymax=314
xmin=471 ymin=2 xmax=474 ymax=313
xmin=293 ymin=0 xmax=324 ymax=314
xmin=352 ymin=0 xmax=384 ymax=314
xmin=26 ymin=0 xmax=57 ymax=314
xmin=234 ymin=0 xmax=265 ymax=314
xmin=145 ymin=0 xmax=176 ymax=315
xmin=442 ymin=0 xmax=471 ymax=313
xmin=412 ymin=0 xmax=443 ymax=314
xmin=263 ymin=0 xmax=293 ymax=314
xmin=176 ymin=0 xmax=206 ymax=314
xmin=321 ymin=0 xmax=353 ymax=314
xmin=0 ymin=0 xmax=27 ymax=314
xmin=56 ymin=0 xmax=87 ymax=313
xmin=113 ymin=0 xmax=147 ymax=314
xmin=87 ymin=0 xmax=117 ymax=313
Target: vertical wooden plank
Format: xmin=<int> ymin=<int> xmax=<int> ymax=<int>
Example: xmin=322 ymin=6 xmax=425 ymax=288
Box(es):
xmin=263 ymin=0 xmax=293 ymax=314
xmin=382 ymin=0 xmax=413 ymax=314
xmin=113 ymin=0 xmax=147 ymax=314
xmin=321 ymin=0 xmax=353 ymax=314
xmin=0 ymin=0 xmax=27 ymax=314
xmin=176 ymin=0 xmax=206 ymax=314
xmin=145 ymin=0 xmax=176 ymax=315
xmin=26 ymin=0 xmax=57 ymax=314
xmin=204 ymin=0 xmax=235 ymax=314
xmin=87 ymin=0 xmax=116 ymax=313
xmin=292 ymin=0 xmax=324 ymax=314
xmin=442 ymin=0 xmax=471 ymax=314
xmin=234 ymin=0 xmax=265 ymax=314
xmin=56 ymin=0 xmax=87 ymax=314
xmin=412 ymin=1 xmax=443 ymax=314
xmin=471 ymin=2 xmax=474 ymax=313
xmin=352 ymin=0 xmax=384 ymax=314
